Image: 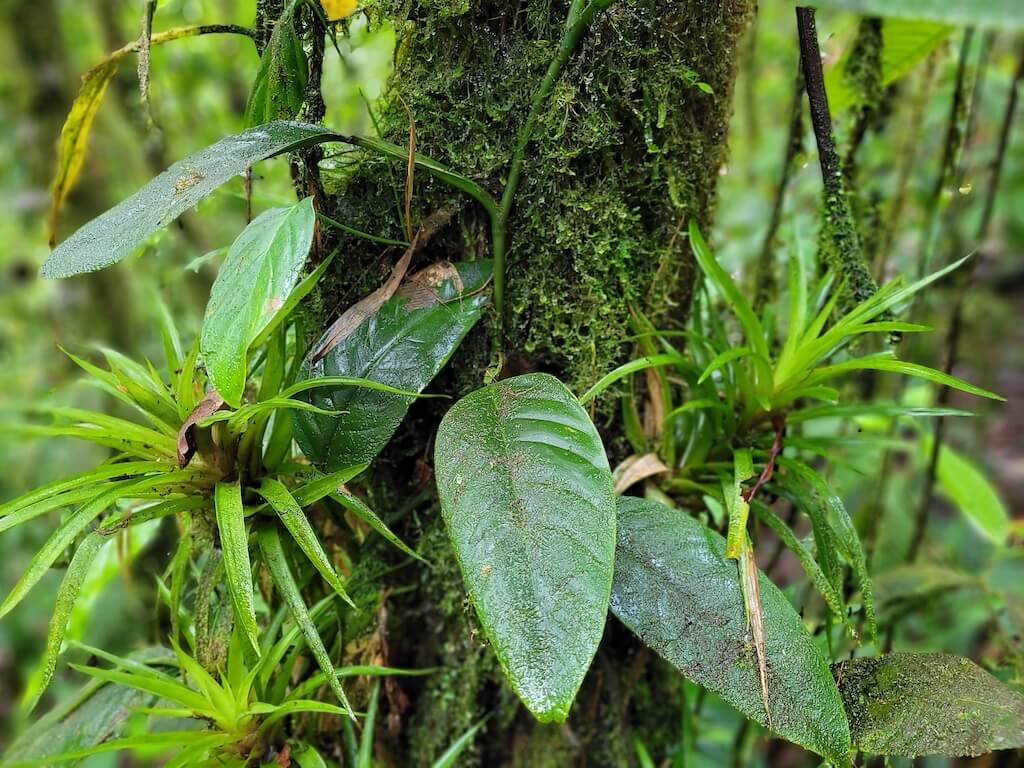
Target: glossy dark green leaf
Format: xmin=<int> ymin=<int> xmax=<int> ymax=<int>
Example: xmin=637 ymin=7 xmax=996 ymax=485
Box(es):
xmin=294 ymin=260 xmax=491 ymax=470
xmin=41 ymin=121 xmax=340 ymax=278
xmin=434 ymin=372 xmax=616 ymax=722
xmin=201 ymin=198 xmax=315 ymax=406
xmin=611 ymin=496 xmax=851 ymax=765
xmin=837 ymin=653 xmax=1024 ymax=756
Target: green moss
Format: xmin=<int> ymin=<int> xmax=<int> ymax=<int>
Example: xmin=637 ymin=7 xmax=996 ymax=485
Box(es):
xmin=402 ymin=515 xmax=508 ymax=767
xmin=317 ymin=0 xmax=750 ymax=405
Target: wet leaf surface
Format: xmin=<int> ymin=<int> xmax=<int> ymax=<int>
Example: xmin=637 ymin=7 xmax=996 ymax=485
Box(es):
xmin=434 ymin=372 xmax=615 ymax=722
xmin=611 ymin=496 xmax=851 ymax=765
xmin=201 ymin=198 xmax=315 ymax=406
xmin=836 ymin=652 xmax=1024 ymax=757
xmin=42 ymin=121 xmax=340 ymax=278
xmin=294 ymin=260 xmax=490 ymax=470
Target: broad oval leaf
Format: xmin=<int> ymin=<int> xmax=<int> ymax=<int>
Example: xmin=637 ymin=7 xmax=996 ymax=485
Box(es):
xmin=611 ymin=496 xmax=851 ymax=765
xmin=837 ymin=653 xmax=1024 ymax=756
xmin=42 ymin=121 xmax=340 ymax=278
xmin=201 ymin=198 xmax=315 ymax=406
xmin=294 ymin=260 xmax=491 ymax=470
xmin=434 ymin=372 xmax=616 ymax=723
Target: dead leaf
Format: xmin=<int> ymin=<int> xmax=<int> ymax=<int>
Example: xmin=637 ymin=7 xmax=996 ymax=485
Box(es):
xmin=740 ymin=545 xmax=772 ymax=728
xmin=49 ymin=59 xmax=118 ymax=246
xmin=48 ymin=24 xmax=253 ymax=245
xmin=398 ymin=261 xmax=463 ymax=309
xmin=312 ymin=241 xmax=415 ymax=363
xmin=177 ymin=390 xmax=226 ymax=467
xmin=643 ymin=367 xmax=664 ymax=442
xmin=612 ymin=453 xmax=669 ymax=495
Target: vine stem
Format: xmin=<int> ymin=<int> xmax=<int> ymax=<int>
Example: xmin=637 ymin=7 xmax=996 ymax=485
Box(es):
xmin=493 ymin=0 xmax=614 ymax=326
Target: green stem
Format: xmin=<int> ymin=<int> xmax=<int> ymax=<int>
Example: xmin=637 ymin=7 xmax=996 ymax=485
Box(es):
xmin=494 ymin=0 xmax=614 ymax=323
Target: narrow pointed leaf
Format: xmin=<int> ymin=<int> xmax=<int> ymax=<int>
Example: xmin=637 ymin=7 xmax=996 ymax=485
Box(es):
xmin=435 ymin=372 xmax=616 ymax=722
xmin=0 ymin=461 xmax=165 ymax=519
xmin=3 ymin=678 xmax=157 ymax=766
xmin=689 ymin=220 xmax=769 ymax=362
xmin=0 ymin=478 xmax=141 ymax=619
xmin=2 ymin=731 xmax=212 ymax=768
xmin=611 ymin=496 xmax=851 ymax=765
xmin=809 ymin=357 xmax=1003 ymax=401
xmin=214 ymin=480 xmax=260 ymax=655
xmin=258 ymin=477 xmax=355 ymax=606
xmin=32 ymin=532 xmax=108 ymax=708
xmin=329 ymin=488 xmax=423 ymax=562
xmin=257 ymin=525 xmax=352 ymax=715
xmin=69 ymin=664 xmax=210 ymax=712
xmin=751 ymin=500 xmax=844 ymax=620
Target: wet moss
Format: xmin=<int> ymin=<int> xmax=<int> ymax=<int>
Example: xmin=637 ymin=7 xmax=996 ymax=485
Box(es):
xmin=318 ymin=0 xmax=750 ymax=402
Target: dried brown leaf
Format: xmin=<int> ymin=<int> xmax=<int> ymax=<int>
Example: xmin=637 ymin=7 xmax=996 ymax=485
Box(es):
xmin=612 ymin=453 xmax=669 ymax=495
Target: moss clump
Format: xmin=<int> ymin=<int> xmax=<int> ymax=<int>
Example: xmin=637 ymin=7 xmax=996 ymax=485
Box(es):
xmin=318 ymin=0 xmax=750 ymax=403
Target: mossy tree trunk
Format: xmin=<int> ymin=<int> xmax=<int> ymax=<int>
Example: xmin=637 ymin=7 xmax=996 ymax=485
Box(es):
xmin=267 ymin=1 xmax=751 ymax=764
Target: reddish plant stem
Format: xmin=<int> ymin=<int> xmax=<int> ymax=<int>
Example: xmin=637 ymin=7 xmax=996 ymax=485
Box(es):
xmin=744 ymin=416 xmax=785 ymax=504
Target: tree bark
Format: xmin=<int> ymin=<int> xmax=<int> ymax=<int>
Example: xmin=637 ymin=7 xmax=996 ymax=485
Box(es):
xmin=265 ymin=1 xmax=752 ymax=764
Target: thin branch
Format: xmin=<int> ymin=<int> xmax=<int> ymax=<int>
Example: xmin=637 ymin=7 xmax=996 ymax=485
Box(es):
xmin=743 ymin=417 xmax=785 ymax=505
xmin=796 ymin=7 xmax=878 ymax=306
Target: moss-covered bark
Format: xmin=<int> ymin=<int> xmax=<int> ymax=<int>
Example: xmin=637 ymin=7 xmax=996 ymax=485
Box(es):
xmin=276 ymin=1 xmax=751 ymax=764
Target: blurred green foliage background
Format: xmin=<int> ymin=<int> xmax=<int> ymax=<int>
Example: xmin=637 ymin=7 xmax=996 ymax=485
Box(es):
xmin=0 ymin=1 xmax=1021 ymax=765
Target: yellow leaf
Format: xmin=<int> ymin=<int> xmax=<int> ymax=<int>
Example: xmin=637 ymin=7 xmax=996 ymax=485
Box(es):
xmin=48 ymin=25 xmax=253 ymax=247
xmin=48 ymin=59 xmax=119 ymax=247
xmin=321 ymin=0 xmax=357 ymax=21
